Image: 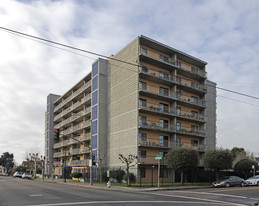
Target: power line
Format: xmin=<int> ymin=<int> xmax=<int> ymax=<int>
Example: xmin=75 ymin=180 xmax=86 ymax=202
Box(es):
xmin=1 ymin=26 xmax=259 ymax=100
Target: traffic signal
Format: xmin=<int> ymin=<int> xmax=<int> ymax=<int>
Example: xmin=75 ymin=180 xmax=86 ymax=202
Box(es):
xmin=92 ymin=153 xmax=95 ymax=161
xmin=54 ymin=129 xmax=60 ymax=140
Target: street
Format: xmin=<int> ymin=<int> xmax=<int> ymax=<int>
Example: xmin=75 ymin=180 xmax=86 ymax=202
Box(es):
xmin=0 ymin=176 xmax=259 ymax=206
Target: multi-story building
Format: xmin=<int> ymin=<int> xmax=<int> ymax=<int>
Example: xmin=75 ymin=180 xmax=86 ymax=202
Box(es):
xmin=45 ymin=35 xmax=216 ymax=183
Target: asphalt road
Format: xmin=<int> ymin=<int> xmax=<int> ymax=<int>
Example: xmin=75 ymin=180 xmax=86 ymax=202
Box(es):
xmin=0 ymin=176 xmax=259 ymax=206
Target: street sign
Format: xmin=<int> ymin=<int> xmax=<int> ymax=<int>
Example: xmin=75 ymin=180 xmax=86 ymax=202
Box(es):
xmin=155 ymin=154 xmax=163 ymax=160
xmin=89 ymin=159 xmax=92 ymax=167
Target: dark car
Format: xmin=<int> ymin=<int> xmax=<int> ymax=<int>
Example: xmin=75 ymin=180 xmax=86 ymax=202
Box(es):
xmin=212 ymin=176 xmax=245 ymax=187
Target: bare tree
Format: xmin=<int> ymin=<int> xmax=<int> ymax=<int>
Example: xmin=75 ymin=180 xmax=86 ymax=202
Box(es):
xmin=118 ymin=154 xmax=137 ymax=186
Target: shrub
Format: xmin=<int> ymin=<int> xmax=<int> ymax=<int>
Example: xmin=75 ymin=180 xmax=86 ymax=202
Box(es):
xmin=71 ymin=172 xmax=82 ymax=179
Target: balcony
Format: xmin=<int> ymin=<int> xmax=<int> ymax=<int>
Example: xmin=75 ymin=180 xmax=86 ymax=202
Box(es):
xmin=53 ymin=159 xmax=90 ymax=167
xmin=139 ymin=83 xmax=206 ymax=108
xmin=139 ymin=47 xmax=207 ymax=79
xmin=139 ymin=120 xmax=206 ymax=137
xmin=139 ymin=120 xmax=170 ymax=132
xmin=172 ymin=125 xmax=206 ymax=137
xmin=139 ymin=65 xmax=207 ymax=94
xmin=139 ymin=102 xmax=206 ymax=122
xmin=138 ymin=137 xmax=206 ymax=152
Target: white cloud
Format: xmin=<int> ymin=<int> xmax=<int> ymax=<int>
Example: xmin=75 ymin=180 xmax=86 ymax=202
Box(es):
xmin=0 ymin=0 xmax=259 ymax=164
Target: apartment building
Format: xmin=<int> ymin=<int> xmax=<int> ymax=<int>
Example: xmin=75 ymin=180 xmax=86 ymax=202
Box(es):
xmin=45 ymin=35 xmax=216 ymax=182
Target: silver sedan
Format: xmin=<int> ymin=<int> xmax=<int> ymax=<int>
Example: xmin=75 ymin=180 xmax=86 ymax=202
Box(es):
xmin=245 ymin=175 xmax=259 ymax=186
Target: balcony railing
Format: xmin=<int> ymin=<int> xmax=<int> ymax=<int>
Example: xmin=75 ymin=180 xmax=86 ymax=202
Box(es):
xmin=139 ymin=102 xmax=206 ymax=122
xmin=139 ymin=65 xmax=207 ymax=93
xmin=138 ymin=137 xmax=206 ymax=151
xmin=139 ymin=120 xmax=206 ymax=137
xmin=54 ymin=159 xmax=90 ymax=167
xmin=139 ymin=83 xmax=206 ymax=107
xmin=140 ymin=47 xmax=207 ymax=78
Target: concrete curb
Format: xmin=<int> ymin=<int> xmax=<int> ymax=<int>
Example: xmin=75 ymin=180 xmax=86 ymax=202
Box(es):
xmin=38 ymin=179 xmax=211 ymax=192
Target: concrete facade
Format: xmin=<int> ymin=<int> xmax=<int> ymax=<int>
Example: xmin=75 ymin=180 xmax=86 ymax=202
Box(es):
xmin=46 ymin=36 xmax=217 ymax=182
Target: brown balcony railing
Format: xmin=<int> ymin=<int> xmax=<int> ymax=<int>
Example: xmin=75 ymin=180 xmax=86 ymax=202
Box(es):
xmin=139 ymin=65 xmax=207 ymax=92
xmin=140 ymin=47 xmax=207 ymax=78
xmin=139 ymin=120 xmax=169 ymax=132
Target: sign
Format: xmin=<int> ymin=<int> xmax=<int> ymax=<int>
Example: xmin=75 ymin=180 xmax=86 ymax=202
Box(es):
xmin=252 ymin=165 xmax=255 ymax=169
xmin=107 ymin=169 xmax=110 ymax=178
xmin=89 ymin=159 xmax=92 ymax=167
xmin=155 ymin=154 xmax=163 ymax=160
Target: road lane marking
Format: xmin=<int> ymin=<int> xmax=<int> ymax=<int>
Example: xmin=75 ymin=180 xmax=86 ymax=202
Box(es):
xmin=24 ymin=200 xmax=231 ymax=206
xmin=172 ymin=191 xmax=247 ymax=199
xmin=29 ymin=194 xmax=43 ymax=197
xmin=141 ymin=191 xmax=248 ymax=206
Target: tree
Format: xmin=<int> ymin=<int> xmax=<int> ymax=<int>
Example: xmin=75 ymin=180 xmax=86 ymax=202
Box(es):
xmin=234 ymin=158 xmax=259 ymax=179
xmin=15 ymin=165 xmax=27 ymax=173
xmin=204 ymin=149 xmax=232 ymax=180
xmin=118 ymin=154 xmax=138 ymax=186
xmin=230 ymin=147 xmax=246 ymax=159
xmin=0 ymin=152 xmax=14 ymax=174
xmin=165 ymin=147 xmax=198 ymax=184
xmin=110 ymin=168 xmax=125 ymax=184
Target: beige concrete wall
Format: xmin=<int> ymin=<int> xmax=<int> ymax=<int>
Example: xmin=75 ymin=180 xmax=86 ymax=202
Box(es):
xmin=107 ymin=37 xmax=139 ymax=167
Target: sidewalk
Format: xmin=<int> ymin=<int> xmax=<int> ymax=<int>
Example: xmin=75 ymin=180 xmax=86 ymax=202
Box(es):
xmin=38 ymin=178 xmax=210 ymax=192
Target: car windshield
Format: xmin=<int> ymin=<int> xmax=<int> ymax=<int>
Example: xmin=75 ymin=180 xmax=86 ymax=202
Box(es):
xmin=248 ymin=176 xmax=259 ymax=180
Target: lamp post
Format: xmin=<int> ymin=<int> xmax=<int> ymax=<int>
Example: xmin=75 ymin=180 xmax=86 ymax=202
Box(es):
xmin=151 ymin=165 xmax=154 ymax=187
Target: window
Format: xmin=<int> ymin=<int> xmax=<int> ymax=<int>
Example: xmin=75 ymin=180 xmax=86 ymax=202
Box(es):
xmin=141 ymin=65 xmax=148 ymax=73
xmin=176 ymin=122 xmax=181 ymax=130
xmin=159 ymin=135 xmax=168 ymax=147
xmin=176 ymin=137 xmax=181 ymax=146
xmin=139 ymin=150 xmax=146 ymax=158
xmin=159 ymin=71 xmax=169 ymax=79
xmin=191 ymin=96 xmax=198 ymax=104
xmin=191 ymin=82 xmax=198 ymax=88
xmin=159 ymin=103 xmax=169 ymax=113
xmin=191 ymin=67 xmax=198 ymax=74
xmin=159 ymin=119 xmax=168 ymax=129
xmin=176 ymin=76 xmax=181 ymax=83
xmin=176 ymin=107 xmax=181 ymax=115
xmin=191 ymin=111 xmax=198 ymax=118
xmin=160 ymin=167 xmax=168 ymax=178
xmin=159 ymin=54 xmax=169 ymax=63
xmin=138 ymin=133 xmax=147 ymax=141
xmin=176 ymin=61 xmax=181 ymax=67
xmin=141 ymin=47 xmax=147 ymax=55
xmin=139 ymin=81 xmax=147 ymax=90
xmin=191 ymin=140 xmax=198 ymax=147
xmin=139 ymin=167 xmax=146 ymax=178
xmin=159 ymin=87 xmax=169 ymax=96
xmin=139 ymin=99 xmax=147 ymax=107
xmin=139 ymin=116 xmax=147 ymax=126
xmin=191 ymin=125 xmax=198 ymax=132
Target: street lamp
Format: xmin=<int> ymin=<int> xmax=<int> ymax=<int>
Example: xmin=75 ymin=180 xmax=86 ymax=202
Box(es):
xmin=151 ymin=165 xmax=154 ymax=187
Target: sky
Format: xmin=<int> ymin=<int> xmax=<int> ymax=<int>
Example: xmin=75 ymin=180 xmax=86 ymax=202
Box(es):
xmin=0 ymin=0 xmax=259 ymax=165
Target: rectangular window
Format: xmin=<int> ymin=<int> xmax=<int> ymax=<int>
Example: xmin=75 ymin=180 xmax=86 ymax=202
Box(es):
xmin=176 ymin=137 xmax=181 ymax=146
xmin=176 ymin=61 xmax=181 ymax=67
xmin=191 ymin=82 xmax=198 ymax=88
xmin=159 ymin=87 xmax=169 ymax=96
xmin=92 ymin=90 xmax=98 ymax=106
xmin=139 ymin=99 xmax=147 ymax=107
xmin=139 ymin=150 xmax=146 ymax=158
xmin=160 ymin=167 xmax=168 ymax=178
xmin=92 ymin=62 xmax=98 ymax=77
xmin=159 ymin=135 xmax=168 ymax=147
xmin=176 ymin=122 xmax=181 ymax=130
xmin=159 ymin=54 xmax=169 ymax=63
xmin=191 ymin=96 xmax=198 ymax=104
xmin=191 ymin=125 xmax=198 ymax=132
xmin=141 ymin=65 xmax=148 ymax=73
xmin=92 ymin=105 xmax=98 ymax=120
xmin=176 ymin=107 xmax=181 ymax=115
xmin=138 ymin=133 xmax=147 ymax=141
xmin=191 ymin=111 xmax=198 ymax=118
xmin=139 ymin=116 xmax=147 ymax=126
xmin=176 ymin=76 xmax=181 ymax=83
xmin=159 ymin=71 xmax=169 ymax=79
xmin=159 ymin=103 xmax=169 ymax=113
xmin=92 ymin=76 xmax=98 ymax=91
xmin=191 ymin=67 xmax=198 ymax=74
xmin=139 ymin=81 xmax=147 ymax=90
xmin=141 ymin=47 xmax=147 ymax=55
xmin=191 ymin=140 xmax=198 ymax=147
xmin=159 ymin=119 xmax=168 ymax=129
xmin=140 ymin=167 xmax=146 ymax=178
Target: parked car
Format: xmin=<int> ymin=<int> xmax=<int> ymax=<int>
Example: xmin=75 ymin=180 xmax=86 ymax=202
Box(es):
xmin=0 ymin=173 xmax=9 ymax=176
xmin=22 ymin=172 xmax=32 ymax=180
xmin=212 ymin=176 xmax=245 ymax=187
xmin=245 ymin=175 xmax=259 ymax=186
xmin=13 ymin=172 xmax=22 ymax=178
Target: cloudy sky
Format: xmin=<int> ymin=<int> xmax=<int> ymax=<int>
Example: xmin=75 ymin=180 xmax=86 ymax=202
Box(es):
xmin=0 ymin=0 xmax=259 ymax=164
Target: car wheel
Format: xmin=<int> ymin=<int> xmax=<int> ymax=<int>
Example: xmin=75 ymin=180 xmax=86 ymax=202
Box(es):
xmin=257 ymin=182 xmax=259 ymax=186
xmin=226 ymin=182 xmax=230 ymax=187
xmin=241 ymin=182 xmax=245 ymax=187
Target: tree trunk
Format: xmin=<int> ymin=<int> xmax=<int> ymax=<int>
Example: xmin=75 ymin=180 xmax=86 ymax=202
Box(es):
xmin=126 ymin=167 xmax=129 ymax=186
xmin=181 ymin=170 xmax=184 ymax=185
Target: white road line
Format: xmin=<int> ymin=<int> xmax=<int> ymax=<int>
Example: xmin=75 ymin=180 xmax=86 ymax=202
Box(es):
xmin=24 ymin=200 xmax=230 ymax=206
xmin=141 ymin=191 xmax=248 ymax=206
xmin=29 ymin=194 xmax=43 ymax=197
